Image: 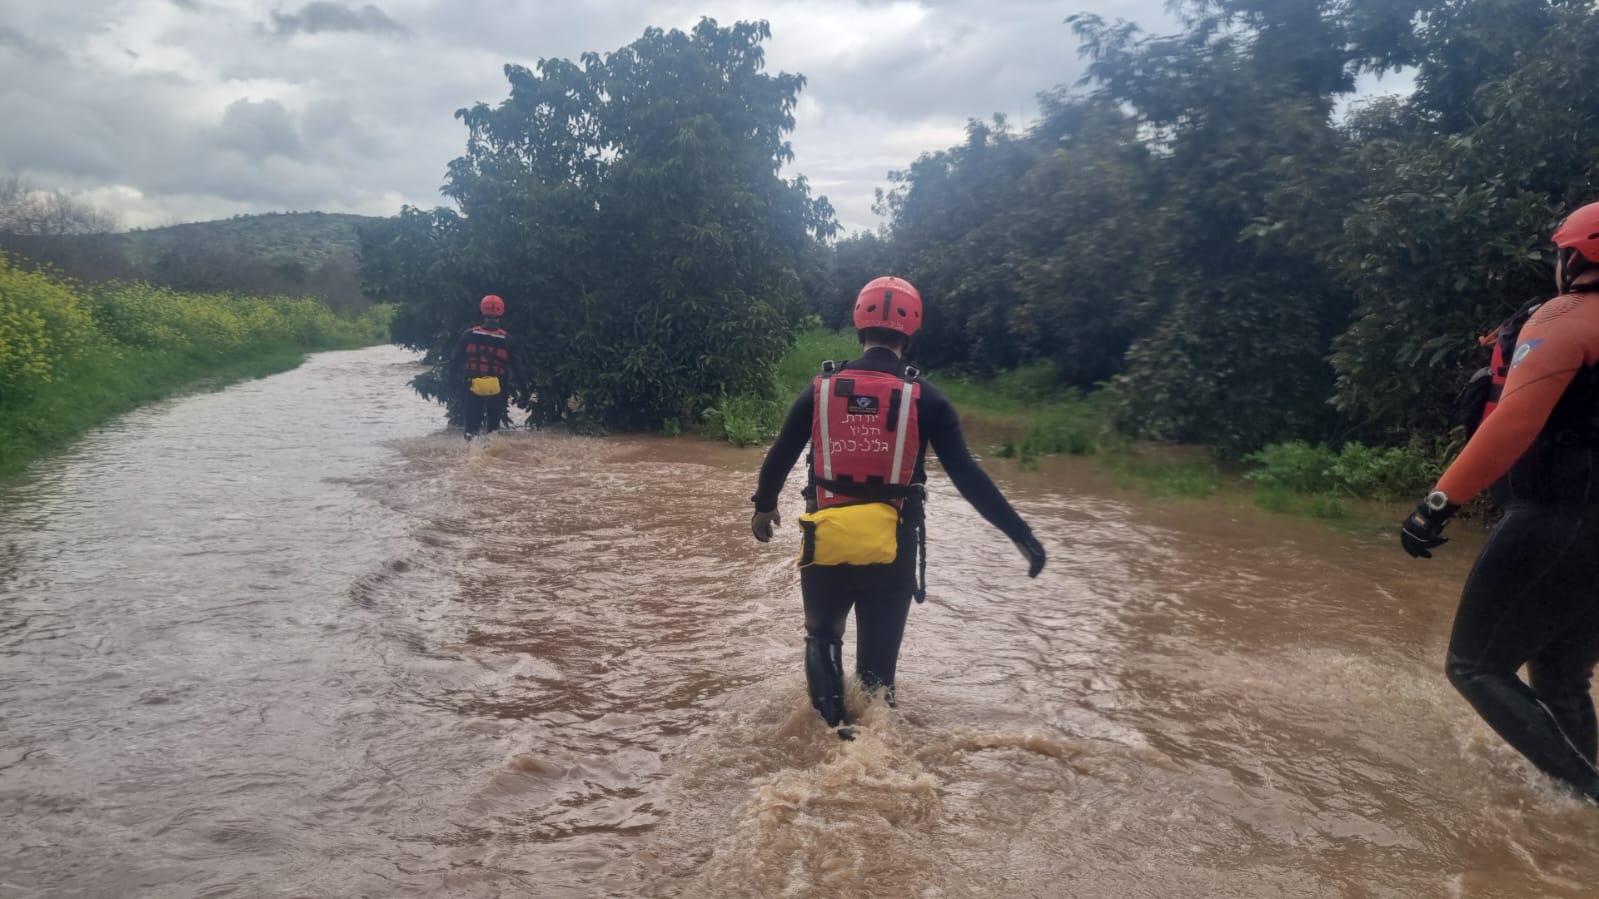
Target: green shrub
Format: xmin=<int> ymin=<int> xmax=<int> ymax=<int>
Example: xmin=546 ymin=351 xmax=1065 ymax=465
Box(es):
xmin=0 ymin=255 xmax=99 ymax=400
xmin=1326 ymin=440 xmax=1438 ymax=501
xmin=991 ymin=359 xmax=1067 ymax=402
xmin=1242 ymin=440 xmax=1340 ymax=493
xmin=1245 ymin=439 xmax=1440 ymax=500
xmin=704 ymin=392 xmax=781 ymax=447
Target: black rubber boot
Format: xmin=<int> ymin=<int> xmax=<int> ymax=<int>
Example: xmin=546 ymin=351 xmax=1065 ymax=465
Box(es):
xmin=805 ymin=636 xmax=848 ymax=727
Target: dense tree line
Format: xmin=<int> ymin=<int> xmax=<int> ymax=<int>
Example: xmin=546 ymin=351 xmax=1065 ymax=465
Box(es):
xmin=361 ymin=19 xmax=834 ymax=430
xmin=363 ymin=3 xmax=1597 ymax=451
xmin=849 ymin=0 xmax=1599 ymax=455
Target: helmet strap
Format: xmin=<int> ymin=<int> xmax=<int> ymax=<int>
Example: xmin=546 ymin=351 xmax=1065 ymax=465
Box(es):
xmin=1561 ymin=247 xmax=1596 ymax=293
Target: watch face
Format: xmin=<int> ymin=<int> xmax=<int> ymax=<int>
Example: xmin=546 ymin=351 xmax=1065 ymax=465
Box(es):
xmin=1426 ymin=491 xmax=1450 ymax=511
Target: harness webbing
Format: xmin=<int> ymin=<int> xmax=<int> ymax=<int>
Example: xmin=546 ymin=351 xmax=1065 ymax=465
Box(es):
xmin=889 ymin=379 xmax=914 ymax=486
xmin=818 ymin=374 xmax=835 ymax=501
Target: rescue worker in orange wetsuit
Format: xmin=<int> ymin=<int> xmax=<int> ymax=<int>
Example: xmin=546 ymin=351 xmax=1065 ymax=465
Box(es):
xmin=749 ymin=276 xmax=1047 ymax=733
xmin=1402 ymin=201 xmax=1599 ymax=802
xmin=448 ymin=294 xmax=526 ymax=440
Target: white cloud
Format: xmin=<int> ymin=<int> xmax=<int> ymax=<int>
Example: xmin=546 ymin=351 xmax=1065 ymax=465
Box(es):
xmin=0 ymin=0 xmax=1174 ymax=234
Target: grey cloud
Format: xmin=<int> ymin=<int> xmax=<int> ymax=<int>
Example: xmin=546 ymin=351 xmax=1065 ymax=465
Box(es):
xmin=1 ymin=0 xmax=1176 ymax=233
xmin=268 ymin=2 xmax=408 ymax=37
xmin=0 ymin=38 xmax=395 ymax=215
xmin=811 ymin=17 xmax=1080 ymax=124
xmin=0 ymin=24 xmax=65 ymax=60
xmin=217 ymin=98 xmax=304 ymax=160
xmin=300 ymin=98 xmax=354 ymax=145
xmin=300 ymin=97 xmax=386 ymax=157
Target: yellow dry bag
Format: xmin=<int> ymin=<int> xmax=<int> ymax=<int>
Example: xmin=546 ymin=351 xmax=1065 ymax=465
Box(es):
xmin=469 ymin=376 xmax=502 ymax=397
xmin=797 ymin=502 xmax=901 ymax=567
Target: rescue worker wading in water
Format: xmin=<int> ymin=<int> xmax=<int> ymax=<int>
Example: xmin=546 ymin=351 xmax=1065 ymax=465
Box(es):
xmin=750 ymin=276 xmax=1047 ymax=734
xmin=1402 ymin=201 xmax=1599 ymax=803
xmin=448 ymin=294 xmax=526 ymax=440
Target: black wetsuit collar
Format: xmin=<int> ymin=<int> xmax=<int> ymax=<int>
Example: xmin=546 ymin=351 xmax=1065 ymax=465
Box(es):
xmin=849 ymin=346 xmax=908 ymax=374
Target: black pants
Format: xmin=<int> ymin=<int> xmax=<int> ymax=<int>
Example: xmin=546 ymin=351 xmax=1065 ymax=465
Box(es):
xmin=1446 ymin=503 xmax=1599 ymax=799
xmin=463 ymin=390 xmax=508 ymax=437
xmin=798 ymin=522 xmax=917 ymax=725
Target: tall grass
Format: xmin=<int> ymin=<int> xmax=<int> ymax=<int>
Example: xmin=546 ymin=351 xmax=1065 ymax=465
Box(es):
xmin=0 ymin=254 xmax=390 ymax=477
xmin=776 ymin=328 xmax=862 ymax=394
xmin=704 ymin=328 xmax=859 ymax=445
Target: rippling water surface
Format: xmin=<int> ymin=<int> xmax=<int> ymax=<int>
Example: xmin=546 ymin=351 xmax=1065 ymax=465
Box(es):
xmin=2 ymin=345 xmax=1597 ymax=897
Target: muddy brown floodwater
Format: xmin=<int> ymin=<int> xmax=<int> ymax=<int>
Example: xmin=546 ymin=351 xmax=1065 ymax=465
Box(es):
xmin=2 ymin=345 xmax=1597 ymax=898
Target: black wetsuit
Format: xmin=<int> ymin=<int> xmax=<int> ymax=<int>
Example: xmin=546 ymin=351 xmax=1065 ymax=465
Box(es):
xmin=1435 ymin=289 xmax=1599 ymax=800
xmin=463 ymin=388 xmax=509 ymax=438
xmin=1447 ymin=503 xmax=1599 ymax=797
xmin=752 ymin=347 xmax=1035 ymax=724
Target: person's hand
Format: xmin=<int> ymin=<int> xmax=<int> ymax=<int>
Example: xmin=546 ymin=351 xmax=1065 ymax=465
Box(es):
xmin=751 ymin=509 xmax=781 ymax=542
xmin=1401 ymin=492 xmax=1459 ymax=559
xmin=1014 ymin=532 xmax=1046 ymax=577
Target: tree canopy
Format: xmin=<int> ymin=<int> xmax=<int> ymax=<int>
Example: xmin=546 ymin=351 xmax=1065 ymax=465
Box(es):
xmin=841 ymin=0 xmax=1599 ymax=454
xmin=362 ymin=19 xmax=834 ymax=429
xmin=364 ymin=3 xmax=1599 ymax=453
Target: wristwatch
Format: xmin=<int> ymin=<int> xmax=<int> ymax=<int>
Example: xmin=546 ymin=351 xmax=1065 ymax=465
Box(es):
xmin=1425 ymin=490 xmax=1452 ymax=512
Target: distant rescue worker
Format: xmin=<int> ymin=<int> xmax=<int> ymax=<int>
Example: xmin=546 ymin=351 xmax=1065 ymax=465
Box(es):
xmin=1402 ymin=201 xmax=1599 ymax=803
xmin=448 ymin=294 xmax=526 ymax=440
xmin=749 ymin=276 xmax=1047 ymax=734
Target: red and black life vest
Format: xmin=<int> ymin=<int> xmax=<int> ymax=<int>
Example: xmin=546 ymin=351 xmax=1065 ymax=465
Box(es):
xmin=1456 ymin=287 xmax=1599 ymax=436
xmin=809 ymin=362 xmax=922 ymax=509
xmin=1481 ymin=299 xmax=1544 ymax=425
xmin=462 ymin=326 xmax=511 ymax=379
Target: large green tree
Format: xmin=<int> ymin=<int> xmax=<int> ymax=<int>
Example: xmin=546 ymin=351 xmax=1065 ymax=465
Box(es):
xmin=1330 ymin=2 xmax=1599 ymax=438
xmin=361 ymin=19 xmax=835 ymax=429
xmin=846 ymin=0 xmax=1599 ymax=456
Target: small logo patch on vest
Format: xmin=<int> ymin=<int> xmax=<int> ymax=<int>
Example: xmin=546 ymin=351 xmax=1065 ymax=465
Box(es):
xmin=847 ymin=395 xmax=880 ymax=416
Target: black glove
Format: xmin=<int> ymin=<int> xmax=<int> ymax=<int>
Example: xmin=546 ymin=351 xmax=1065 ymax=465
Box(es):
xmin=1014 ymin=532 xmax=1046 ymax=577
xmin=1401 ymin=492 xmax=1459 ymax=559
xmin=751 ymin=509 xmax=781 ymax=543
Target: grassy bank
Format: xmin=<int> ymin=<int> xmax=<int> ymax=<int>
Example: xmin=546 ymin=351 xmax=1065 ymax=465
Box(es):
xmin=714 ymin=328 xmax=1446 ymax=523
xmin=1 ymin=254 xmax=390 ymax=478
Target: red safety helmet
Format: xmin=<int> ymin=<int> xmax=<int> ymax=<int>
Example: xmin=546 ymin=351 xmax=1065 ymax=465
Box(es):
xmin=1554 ymin=202 xmax=1599 ymax=292
xmin=480 ymin=294 xmax=505 ymax=317
xmin=1554 ymin=202 xmax=1599 ymax=263
xmin=852 ymin=276 xmax=923 ymax=336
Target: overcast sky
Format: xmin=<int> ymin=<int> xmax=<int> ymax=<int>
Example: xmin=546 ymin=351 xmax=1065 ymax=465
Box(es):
xmin=1 ymin=0 xmax=1176 ymax=233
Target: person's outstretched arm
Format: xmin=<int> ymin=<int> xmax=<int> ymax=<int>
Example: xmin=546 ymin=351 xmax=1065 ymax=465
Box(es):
xmin=922 ymin=382 xmax=1045 ymax=575
xmin=752 ymin=388 xmax=815 ymax=512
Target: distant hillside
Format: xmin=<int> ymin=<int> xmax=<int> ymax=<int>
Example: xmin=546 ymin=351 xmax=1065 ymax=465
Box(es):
xmin=122 ymin=212 xmax=379 ymax=267
xmin=0 ymin=211 xmax=385 ymax=312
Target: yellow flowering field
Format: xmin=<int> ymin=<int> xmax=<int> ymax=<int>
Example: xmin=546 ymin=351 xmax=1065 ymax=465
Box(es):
xmin=1 ymin=252 xmax=390 ymax=475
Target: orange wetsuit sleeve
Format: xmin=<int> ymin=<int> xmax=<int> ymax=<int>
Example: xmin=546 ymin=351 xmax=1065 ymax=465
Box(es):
xmin=1435 ymin=296 xmax=1599 ymax=501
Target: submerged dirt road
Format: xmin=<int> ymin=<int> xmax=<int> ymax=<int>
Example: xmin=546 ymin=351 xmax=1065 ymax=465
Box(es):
xmin=2 ymin=345 xmax=1596 ymax=897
